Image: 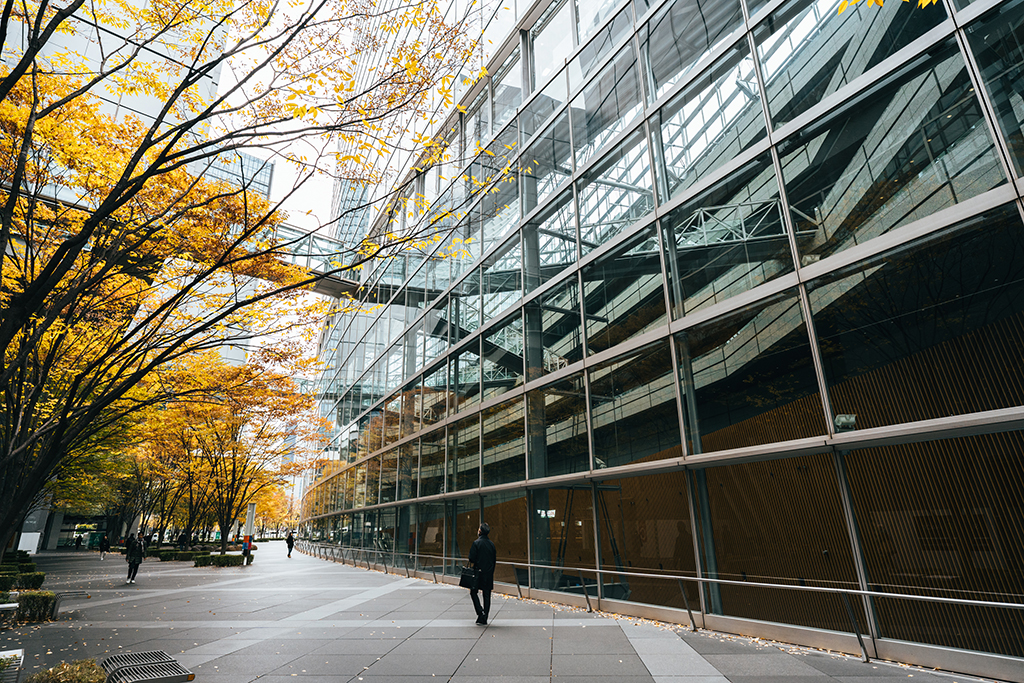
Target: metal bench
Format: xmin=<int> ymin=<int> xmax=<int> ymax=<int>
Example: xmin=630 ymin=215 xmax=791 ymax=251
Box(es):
xmin=0 ymin=648 xmax=24 ymax=683
xmin=51 ymin=590 xmax=90 ymax=619
xmin=101 ymin=651 xmax=195 ymax=683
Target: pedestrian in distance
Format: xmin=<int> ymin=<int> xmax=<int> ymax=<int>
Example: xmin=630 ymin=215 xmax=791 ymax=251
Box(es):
xmin=125 ymin=533 xmax=144 ymax=584
xmin=74 ymin=535 xmax=82 ymax=551
xmin=468 ymin=522 xmax=496 ymax=625
xmin=286 ymin=532 xmax=295 ymax=558
xmin=99 ymin=534 xmax=110 ymax=560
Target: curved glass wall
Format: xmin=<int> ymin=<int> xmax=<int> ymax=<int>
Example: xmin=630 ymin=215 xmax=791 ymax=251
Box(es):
xmin=303 ymin=0 xmax=1024 ymax=668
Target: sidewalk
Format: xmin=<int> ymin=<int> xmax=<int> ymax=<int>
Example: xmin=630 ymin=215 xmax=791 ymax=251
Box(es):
xmin=2 ymin=545 xmax=998 ymax=683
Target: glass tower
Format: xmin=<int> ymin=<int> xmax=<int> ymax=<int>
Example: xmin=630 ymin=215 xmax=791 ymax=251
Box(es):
xmin=302 ymin=0 xmax=1024 ymax=677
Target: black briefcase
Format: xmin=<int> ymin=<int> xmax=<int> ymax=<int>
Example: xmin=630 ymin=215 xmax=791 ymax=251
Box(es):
xmin=459 ymin=565 xmax=477 ymax=589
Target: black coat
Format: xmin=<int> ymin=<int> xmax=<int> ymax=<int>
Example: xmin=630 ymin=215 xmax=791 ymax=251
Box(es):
xmin=469 ymin=536 xmax=496 ymax=591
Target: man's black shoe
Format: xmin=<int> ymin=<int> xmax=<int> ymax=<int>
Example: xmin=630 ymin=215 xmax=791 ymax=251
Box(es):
xmin=476 ymin=616 xmax=487 ymax=625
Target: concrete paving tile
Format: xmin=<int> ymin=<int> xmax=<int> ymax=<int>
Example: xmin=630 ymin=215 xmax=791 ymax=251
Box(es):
xmin=548 ymin=677 xmax=655 ymax=682
xmin=703 ymin=653 xmax=829 ymax=677
xmin=195 ymin=653 xmax=297 ymax=675
xmin=630 ymin=637 xmax=693 ymax=655
xmin=552 ymin=636 xmax=637 ymax=654
xmin=407 ymin=626 xmax=486 ymax=638
xmin=469 ymin=637 xmax=552 ymax=654
xmin=448 ymin=677 xmax=550 ymax=683
xmin=387 ymin=638 xmax=475 ymax=655
xmin=832 ymin=676 xmax=951 ymax=683
xmin=266 ymin=654 xmax=378 ymax=676
xmin=797 ymin=654 xmax=909 ymax=677
xmin=551 ymin=653 xmax=650 ymax=676
xmin=455 ymin=653 xmax=552 ymax=677
xmin=652 ymin=677 xmax=730 ymax=683
xmin=359 ymin=653 xmax=464 ymax=677
xmin=310 ymin=640 xmax=401 ymax=656
xmin=344 ymin=677 xmax=456 ymax=683
xmin=640 ymin=653 xmax=723 ymax=677
xmin=182 ymin=638 xmax=261 ymax=655
xmin=727 ymin=677 xmax=837 ymax=683
xmin=677 ymin=633 xmax=773 ymax=655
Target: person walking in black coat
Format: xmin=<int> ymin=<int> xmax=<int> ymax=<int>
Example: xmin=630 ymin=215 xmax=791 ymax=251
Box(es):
xmin=468 ymin=523 xmax=496 ymax=625
xmin=286 ymin=532 xmax=295 ymax=558
xmin=99 ymin=535 xmax=110 ymax=560
xmin=125 ymin=534 xmax=144 ymax=584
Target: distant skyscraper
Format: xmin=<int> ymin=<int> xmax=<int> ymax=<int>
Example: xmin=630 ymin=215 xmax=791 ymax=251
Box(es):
xmin=331 ymin=181 xmax=372 ymax=246
xmin=205 ymin=151 xmax=275 ymax=199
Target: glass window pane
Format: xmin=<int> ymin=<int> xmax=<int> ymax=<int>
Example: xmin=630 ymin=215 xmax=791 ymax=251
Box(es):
xmin=845 ymin=434 xmax=1024 ymax=657
xmin=522 ymin=110 xmax=573 ymax=214
xmin=577 ymin=128 xmax=655 ymax=252
xmin=449 ymin=414 xmax=481 ymax=492
xmin=380 ymin=448 xmax=398 ymax=504
xmin=569 ymin=6 xmax=634 ymax=91
xmin=590 ymin=340 xmax=681 ymax=469
xmin=422 ymin=361 xmax=448 ymax=428
xmin=483 ymin=313 xmax=525 ymax=400
xmin=641 ymin=0 xmax=745 ymax=103
xmin=482 ymin=397 xmax=526 ymax=486
xmin=575 ymin=0 xmax=622 ymax=43
xmin=532 ymin=0 xmax=574 ymax=90
xmin=595 ymin=471 xmax=698 ymax=608
xmin=529 ymin=485 xmax=597 ymax=591
xmin=419 ymin=428 xmax=447 ymax=497
xmin=446 ymin=497 xmax=480 ymax=575
xmin=571 ymin=43 xmax=644 ymax=166
xmin=399 ymin=379 xmax=419 ymax=439
xmin=663 ymin=152 xmax=793 ymax=318
xmin=364 ymin=456 xmax=380 ymax=507
xmin=493 ymin=48 xmax=523 ymax=132
xmin=966 ymin=1 xmax=1024 ymax=177
xmin=677 ymin=290 xmax=827 ymax=454
xmin=466 ymin=88 xmax=490 ymax=152
xmin=782 ymin=38 xmax=1006 ymax=264
xmin=451 ymin=340 xmax=481 ymax=413
xmin=755 ymin=0 xmax=946 ymax=129
xmin=452 ymin=272 xmax=481 ymax=341
xmin=698 ymin=454 xmax=860 ymax=631
xmin=527 ymin=372 xmax=590 ymax=477
xmin=525 ymin=276 xmax=584 ymax=379
xmin=482 ymin=237 xmax=523 ymax=325
xmin=479 ymin=173 xmax=520 ymax=256
xmin=521 ymin=70 xmax=568 ymax=143
xmin=652 ymin=40 xmax=766 ymax=202
xmin=415 ymin=501 xmax=445 ymax=569
xmin=808 ymin=203 xmax=1024 ymax=430
xmin=523 ymin=190 xmax=578 ymax=292
xmin=398 ymin=442 xmax=417 ymax=502
xmin=423 ymin=301 xmax=449 ymax=367
xmin=582 ymin=226 xmax=666 ymax=354
xmin=482 ymin=490 xmax=530 ymax=585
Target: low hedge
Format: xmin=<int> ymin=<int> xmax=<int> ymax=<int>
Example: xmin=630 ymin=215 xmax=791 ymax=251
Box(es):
xmin=0 ymin=564 xmax=18 ymax=574
xmin=16 ymin=590 xmax=56 ymax=621
xmin=17 ymin=572 xmax=46 ymax=589
xmin=195 ymin=554 xmax=250 ymax=567
xmin=160 ymin=551 xmax=204 ymax=561
xmin=24 ymin=659 xmax=105 ymax=683
xmin=18 ymin=563 xmax=36 ymax=573
xmin=193 ymin=555 xmax=212 ymax=567
xmin=0 ymin=576 xmax=14 ymax=592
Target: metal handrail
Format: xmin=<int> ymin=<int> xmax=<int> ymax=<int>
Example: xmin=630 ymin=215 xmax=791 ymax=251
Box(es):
xmin=294 ymin=540 xmax=1024 ymax=663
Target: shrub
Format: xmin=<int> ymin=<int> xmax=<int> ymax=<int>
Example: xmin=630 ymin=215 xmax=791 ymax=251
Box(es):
xmin=18 ymin=563 xmax=36 ymax=573
xmin=17 ymin=572 xmax=46 ymax=589
xmin=193 ymin=555 xmax=212 ymax=567
xmin=17 ymin=591 xmax=56 ymax=621
xmin=0 ymin=576 xmax=14 ymax=592
xmin=146 ymin=549 xmax=163 ymax=558
xmin=210 ymin=554 xmax=245 ymax=567
xmin=0 ymin=564 xmax=18 ymax=574
xmin=24 ymin=659 xmax=105 ymax=683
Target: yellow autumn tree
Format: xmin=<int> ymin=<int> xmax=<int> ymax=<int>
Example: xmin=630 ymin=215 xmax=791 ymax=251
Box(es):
xmin=0 ymin=0 xmax=492 ymax=557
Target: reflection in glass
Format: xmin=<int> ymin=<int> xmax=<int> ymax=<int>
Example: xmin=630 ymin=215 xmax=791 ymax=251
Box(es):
xmin=755 ymin=0 xmax=946 ymax=129
xmin=663 ymin=153 xmax=793 ymax=318
xmin=483 ymin=314 xmax=525 ymax=400
xmin=398 ymin=442 xmax=416 ymax=502
xmin=380 ymin=448 xmax=398 ymax=503
xmin=577 ymin=129 xmax=654 ymax=252
xmin=781 ymin=39 xmax=1005 ymax=263
xmin=575 ymin=0 xmax=621 ymax=43
xmin=365 ymin=456 xmax=380 ymax=507
xmin=570 ymin=6 xmax=634 ymax=91
xmin=809 ymin=204 xmax=1024 ymax=430
xmin=651 ymin=40 xmax=766 ymax=202
xmin=452 ymin=272 xmax=480 ymax=341
xmin=595 ymin=471 xmax=698 ymax=608
xmin=446 ymin=497 xmax=481 ymax=575
xmin=530 ymin=485 xmax=597 ymax=592
xmin=493 ymin=48 xmax=523 ymax=133
xmin=571 ymin=43 xmax=644 ymax=166
xmin=419 ymin=428 xmax=446 ymax=497
xmin=527 ymin=373 xmax=590 ymax=477
xmin=845 ymin=435 xmax=1024 ymax=657
xmin=422 ymin=361 xmax=448 ymax=428
xmin=482 ymin=237 xmax=523 ymax=325
xmin=521 ymin=71 xmax=568 ymax=143
xmin=523 ymin=190 xmax=577 ymax=292
xmin=522 ymin=111 xmax=572 ymax=215
xmin=483 ymin=490 xmax=529 ymax=585
xmin=399 ymin=380 xmax=419 ymax=440
xmin=677 ymin=290 xmax=826 ymax=454
xmin=450 ymin=341 xmax=481 ymax=413
xmin=466 ymin=88 xmax=490 ymax=153
xmin=582 ymin=227 xmax=666 ymax=355
xmin=640 ymin=0 xmax=744 ymax=103
xmin=525 ymin=276 xmax=583 ymax=380
xmin=449 ymin=414 xmax=481 ymax=492
xmin=482 ymin=397 xmax=526 ymax=486
xmin=590 ymin=340 xmax=681 ymax=469
xmin=415 ymin=501 xmax=445 ymax=569
xmin=479 ymin=173 xmax=520 ymax=257
xmin=966 ymin=1 xmax=1024 ymax=177
xmin=531 ymin=0 xmax=574 ymax=90
xmin=698 ymin=454 xmax=860 ymax=631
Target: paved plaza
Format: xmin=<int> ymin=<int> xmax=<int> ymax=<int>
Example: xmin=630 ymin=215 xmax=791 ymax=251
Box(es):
xmin=1 ymin=545 xmax=1001 ymax=683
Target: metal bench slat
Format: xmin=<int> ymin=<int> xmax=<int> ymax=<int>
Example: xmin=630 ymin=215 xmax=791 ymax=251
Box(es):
xmin=106 ymin=662 xmax=194 ymax=683
xmin=101 ymin=652 xmax=175 ymax=674
xmin=0 ymin=648 xmax=24 ymax=683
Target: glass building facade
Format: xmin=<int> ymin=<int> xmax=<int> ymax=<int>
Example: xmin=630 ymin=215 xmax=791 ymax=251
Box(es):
xmin=302 ymin=0 xmax=1024 ymax=678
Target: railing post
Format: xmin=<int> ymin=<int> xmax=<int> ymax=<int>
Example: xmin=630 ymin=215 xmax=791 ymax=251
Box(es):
xmin=511 ymin=564 xmax=523 ymax=599
xmin=676 ymin=579 xmax=698 ymax=632
xmin=840 ymin=591 xmax=870 ymax=663
xmin=578 ymin=572 xmax=593 ymax=613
